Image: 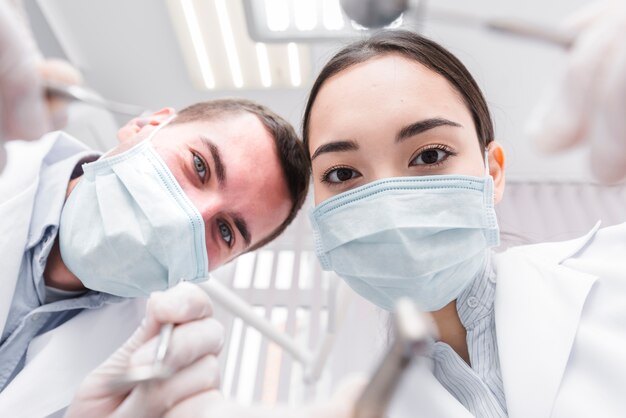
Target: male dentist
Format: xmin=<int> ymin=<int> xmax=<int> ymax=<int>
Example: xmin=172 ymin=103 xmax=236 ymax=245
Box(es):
xmin=0 ymin=98 xmax=309 ymax=416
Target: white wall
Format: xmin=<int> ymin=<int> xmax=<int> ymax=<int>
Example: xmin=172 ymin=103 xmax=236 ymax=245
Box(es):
xmin=28 ymin=0 xmax=596 ymax=181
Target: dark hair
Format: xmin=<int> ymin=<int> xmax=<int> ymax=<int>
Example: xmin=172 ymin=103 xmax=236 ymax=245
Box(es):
xmin=302 ymin=30 xmax=494 ymax=159
xmin=171 ymin=98 xmax=310 ymax=250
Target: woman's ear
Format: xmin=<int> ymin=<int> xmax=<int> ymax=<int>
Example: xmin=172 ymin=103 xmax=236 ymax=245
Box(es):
xmin=487 ymin=141 xmax=506 ymax=203
xmin=116 ymin=107 xmax=176 ymax=142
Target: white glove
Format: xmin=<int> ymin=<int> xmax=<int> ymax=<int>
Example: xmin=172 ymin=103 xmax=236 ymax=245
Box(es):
xmin=163 ymin=374 xmax=367 ymax=418
xmin=0 ymin=1 xmax=82 ymax=172
xmin=65 ymin=282 xmax=224 ymax=418
xmin=0 ymin=0 xmax=49 ymax=142
xmin=526 ymin=1 xmax=626 ymax=183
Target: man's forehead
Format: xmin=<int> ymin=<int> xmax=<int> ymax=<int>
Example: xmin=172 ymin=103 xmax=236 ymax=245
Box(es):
xmin=180 ymin=111 xmax=267 ymax=137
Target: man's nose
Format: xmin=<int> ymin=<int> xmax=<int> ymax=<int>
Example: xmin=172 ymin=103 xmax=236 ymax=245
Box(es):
xmin=195 ymin=196 xmax=225 ymax=223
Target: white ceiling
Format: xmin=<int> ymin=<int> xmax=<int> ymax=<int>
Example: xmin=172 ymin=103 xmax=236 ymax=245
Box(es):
xmin=26 ymin=0 xmax=597 ymax=182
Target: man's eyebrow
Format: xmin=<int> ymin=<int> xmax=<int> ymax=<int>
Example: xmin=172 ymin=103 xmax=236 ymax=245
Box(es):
xmin=311 ymin=140 xmax=359 ymax=161
xmin=232 ymin=215 xmax=251 ymax=248
xmin=200 ymin=136 xmax=226 ymax=186
xmin=396 ymin=118 xmax=462 ymax=143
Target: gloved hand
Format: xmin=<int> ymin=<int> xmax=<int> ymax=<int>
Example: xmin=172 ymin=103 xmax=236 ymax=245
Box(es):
xmin=526 ymin=1 xmax=626 ymax=183
xmin=163 ymin=374 xmax=367 ymax=418
xmin=65 ymin=282 xmax=224 ymax=418
xmin=38 ymin=58 xmax=84 ymax=131
xmin=0 ymin=0 xmax=49 ymax=142
xmin=0 ymin=1 xmax=82 ymax=172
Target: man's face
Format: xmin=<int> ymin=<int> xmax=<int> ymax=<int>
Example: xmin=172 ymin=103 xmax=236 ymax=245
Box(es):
xmin=116 ymin=111 xmax=292 ymax=270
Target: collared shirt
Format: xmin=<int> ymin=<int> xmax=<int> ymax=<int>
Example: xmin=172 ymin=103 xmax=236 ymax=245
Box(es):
xmin=430 ymin=252 xmax=508 ymax=417
xmin=0 ymin=136 xmax=120 ymax=391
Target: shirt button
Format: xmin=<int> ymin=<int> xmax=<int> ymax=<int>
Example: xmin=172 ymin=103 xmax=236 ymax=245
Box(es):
xmin=489 ymin=274 xmax=497 ymax=284
xmin=467 ymin=297 xmax=479 ymax=308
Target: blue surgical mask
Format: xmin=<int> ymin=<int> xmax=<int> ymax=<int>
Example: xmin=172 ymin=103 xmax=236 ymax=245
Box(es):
xmin=309 ymin=163 xmax=499 ymax=312
xmin=59 ymin=118 xmax=209 ymax=297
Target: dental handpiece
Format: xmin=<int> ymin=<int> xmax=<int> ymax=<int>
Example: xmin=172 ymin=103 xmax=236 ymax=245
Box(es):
xmin=340 ymin=0 xmax=575 ymax=49
xmin=44 ymin=80 xmax=148 ymax=116
xmin=425 ymin=7 xmax=574 ymax=49
xmin=353 ymin=298 xmax=437 ymax=418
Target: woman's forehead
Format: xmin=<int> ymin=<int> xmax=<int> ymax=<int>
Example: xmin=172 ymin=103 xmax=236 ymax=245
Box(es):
xmin=309 ymin=55 xmax=470 ymax=137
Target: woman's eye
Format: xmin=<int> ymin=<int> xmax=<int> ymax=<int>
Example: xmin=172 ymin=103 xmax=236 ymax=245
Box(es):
xmin=217 ymin=220 xmax=233 ymax=247
xmin=410 ymin=148 xmax=451 ymax=166
xmin=323 ymin=167 xmax=361 ymax=184
xmin=193 ymin=153 xmax=208 ymax=182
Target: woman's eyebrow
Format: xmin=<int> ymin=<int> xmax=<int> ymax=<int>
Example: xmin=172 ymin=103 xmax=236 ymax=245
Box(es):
xmin=311 ymin=140 xmax=359 ymax=161
xmin=396 ymin=118 xmax=462 ymax=143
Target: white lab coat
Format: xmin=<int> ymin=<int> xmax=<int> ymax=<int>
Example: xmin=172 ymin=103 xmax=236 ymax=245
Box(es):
xmin=333 ymin=222 xmax=626 ymax=417
xmin=0 ymin=135 xmax=145 ymax=417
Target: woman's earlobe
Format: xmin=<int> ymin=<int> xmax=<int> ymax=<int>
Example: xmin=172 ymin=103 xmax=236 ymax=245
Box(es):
xmin=493 ymin=144 xmax=505 ymax=170
xmin=488 ymin=142 xmax=506 ymax=203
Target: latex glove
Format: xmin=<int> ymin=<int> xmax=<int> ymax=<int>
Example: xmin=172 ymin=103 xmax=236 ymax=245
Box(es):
xmin=38 ymin=58 xmax=84 ymax=130
xmin=164 ymin=374 xmax=368 ymax=418
xmin=526 ymin=1 xmax=626 ymax=183
xmin=65 ymin=282 xmax=224 ymax=418
xmin=0 ymin=0 xmax=49 ymax=142
xmin=0 ymin=1 xmax=83 ymax=173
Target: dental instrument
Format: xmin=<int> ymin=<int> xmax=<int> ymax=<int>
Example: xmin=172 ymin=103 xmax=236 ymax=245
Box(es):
xmin=108 ymin=275 xmax=349 ymax=391
xmin=339 ymin=0 xmax=574 ymax=48
xmin=353 ymin=298 xmax=437 ymax=418
xmin=44 ymin=80 xmax=148 ymax=116
xmin=107 ymin=323 xmax=175 ymax=392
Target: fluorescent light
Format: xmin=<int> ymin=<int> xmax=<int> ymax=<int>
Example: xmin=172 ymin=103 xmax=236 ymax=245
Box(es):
xmin=215 ymin=0 xmax=244 ymax=88
xmin=233 ymin=252 xmax=255 ymax=288
xmin=237 ymin=308 xmax=265 ymax=404
xmin=222 ymin=317 xmax=243 ymax=397
xmin=287 ymin=42 xmax=301 ymax=87
xmin=294 ymin=1 xmax=317 ymax=31
xmin=264 ymin=0 xmax=290 ymax=31
xmin=275 ymin=250 xmax=295 ymax=289
xmin=322 ymin=0 xmax=345 ymax=30
xmin=255 ymin=43 xmax=272 ymax=87
xmin=180 ymin=0 xmax=215 ymax=89
xmin=253 ymin=250 xmax=274 ymax=289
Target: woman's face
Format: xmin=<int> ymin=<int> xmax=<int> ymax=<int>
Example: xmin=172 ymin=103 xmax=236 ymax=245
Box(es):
xmin=308 ymin=54 xmax=505 ymax=205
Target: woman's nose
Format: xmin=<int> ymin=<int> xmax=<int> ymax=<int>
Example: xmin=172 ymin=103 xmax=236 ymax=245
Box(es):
xmin=373 ymin=164 xmax=407 ymax=181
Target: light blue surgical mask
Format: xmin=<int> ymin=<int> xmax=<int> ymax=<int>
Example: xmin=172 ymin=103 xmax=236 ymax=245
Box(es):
xmin=309 ymin=158 xmax=499 ymax=312
xmin=59 ymin=118 xmax=209 ymax=297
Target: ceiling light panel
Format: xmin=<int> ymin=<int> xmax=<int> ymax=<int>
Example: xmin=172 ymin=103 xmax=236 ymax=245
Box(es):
xmin=166 ymin=0 xmax=310 ymax=90
xmin=242 ymin=0 xmax=406 ymax=43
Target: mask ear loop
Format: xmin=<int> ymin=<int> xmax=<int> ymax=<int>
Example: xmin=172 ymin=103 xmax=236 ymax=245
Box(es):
xmin=484 ymin=147 xmax=490 ymax=177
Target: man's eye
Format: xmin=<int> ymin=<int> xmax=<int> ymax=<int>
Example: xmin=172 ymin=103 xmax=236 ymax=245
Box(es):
xmin=323 ymin=167 xmax=361 ymax=184
xmin=410 ymin=147 xmax=452 ymax=166
xmin=218 ymin=220 xmax=233 ymax=247
xmin=193 ymin=153 xmax=208 ymax=182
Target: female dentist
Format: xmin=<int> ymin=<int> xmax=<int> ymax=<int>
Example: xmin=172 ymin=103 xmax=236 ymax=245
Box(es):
xmin=300 ymin=29 xmax=626 ymax=418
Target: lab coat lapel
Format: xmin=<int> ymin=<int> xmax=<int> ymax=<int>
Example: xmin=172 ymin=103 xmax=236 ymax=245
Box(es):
xmin=0 ymin=177 xmax=39 ymax=337
xmin=494 ymin=247 xmax=597 ymax=418
xmin=0 ymin=133 xmax=78 ymax=336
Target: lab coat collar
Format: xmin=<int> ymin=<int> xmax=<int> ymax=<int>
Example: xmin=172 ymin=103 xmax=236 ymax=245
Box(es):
xmin=0 ymin=132 xmax=93 ymax=337
xmin=493 ymin=225 xmax=599 ymax=418
xmin=0 ymin=138 xmax=57 ymax=337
